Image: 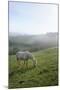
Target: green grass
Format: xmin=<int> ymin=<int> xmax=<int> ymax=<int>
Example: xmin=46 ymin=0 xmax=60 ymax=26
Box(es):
xmin=9 ymin=47 xmax=58 ymax=89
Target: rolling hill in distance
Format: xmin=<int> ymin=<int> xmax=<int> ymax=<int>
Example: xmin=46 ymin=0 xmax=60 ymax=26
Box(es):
xmin=9 ymin=32 xmax=58 ymax=55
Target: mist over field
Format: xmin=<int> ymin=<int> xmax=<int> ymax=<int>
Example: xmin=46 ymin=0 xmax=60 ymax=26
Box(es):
xmin=9 ymin=31 xmax=58 ymax=89
xmin=9 ymin=32 xmax=58 ymax=55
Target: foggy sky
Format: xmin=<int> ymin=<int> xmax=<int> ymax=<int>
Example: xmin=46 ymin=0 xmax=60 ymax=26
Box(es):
xmin=9 ymin=2 xmax=58 ymax=35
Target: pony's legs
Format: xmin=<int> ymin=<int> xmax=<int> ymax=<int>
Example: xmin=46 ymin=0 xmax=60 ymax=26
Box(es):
xmin=23 ymin=60 xmax=26 ymax=68
xmin=25 ymin=60 xmax=28 ymax=68
xmin=17 ymin=58 xmax=21 ymax=68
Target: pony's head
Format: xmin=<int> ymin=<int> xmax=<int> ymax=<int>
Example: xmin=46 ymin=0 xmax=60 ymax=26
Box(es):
xmin=32 ymin=56 xmax=37 ymax=67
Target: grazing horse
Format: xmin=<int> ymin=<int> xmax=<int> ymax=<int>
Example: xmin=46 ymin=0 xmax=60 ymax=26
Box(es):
xmin=16 ymin=51 xmax=37 ymax=67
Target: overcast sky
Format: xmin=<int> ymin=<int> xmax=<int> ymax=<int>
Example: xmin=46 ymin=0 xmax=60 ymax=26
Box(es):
xmin=9 ymin=2 xmax=58 ymax=35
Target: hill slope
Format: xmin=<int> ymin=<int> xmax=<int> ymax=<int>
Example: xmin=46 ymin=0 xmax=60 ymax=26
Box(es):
xmin=9 ymin=48 xmax=58 ymax=88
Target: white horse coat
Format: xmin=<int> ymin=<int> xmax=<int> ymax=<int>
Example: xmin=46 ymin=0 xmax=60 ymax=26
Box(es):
xmin=16 ymin=51 xmax=37 ymax=67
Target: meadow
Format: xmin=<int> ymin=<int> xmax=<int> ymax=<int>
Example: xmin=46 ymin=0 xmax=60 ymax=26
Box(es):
xmin=9 ymin=47 xmax=58 ymax=88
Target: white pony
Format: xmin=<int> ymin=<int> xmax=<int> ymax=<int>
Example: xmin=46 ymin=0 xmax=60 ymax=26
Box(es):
xmin=16 ymin=51 xmax=37 ymax=67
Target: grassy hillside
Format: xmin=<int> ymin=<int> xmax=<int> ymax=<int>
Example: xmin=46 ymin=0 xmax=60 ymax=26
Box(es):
xmin=9 ymin=48 xmax=58 ymax=88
